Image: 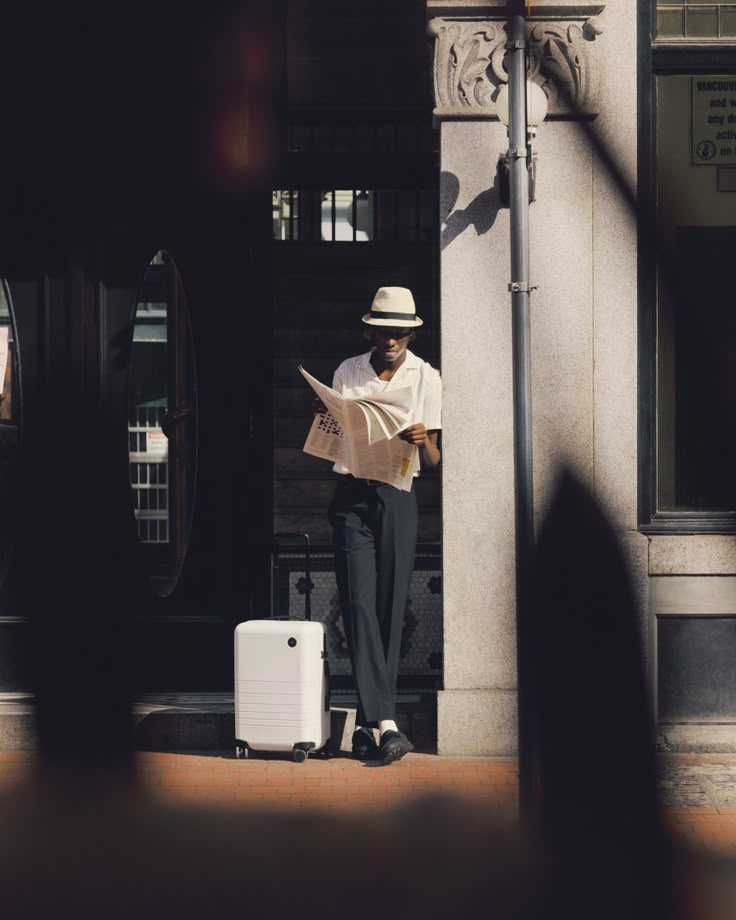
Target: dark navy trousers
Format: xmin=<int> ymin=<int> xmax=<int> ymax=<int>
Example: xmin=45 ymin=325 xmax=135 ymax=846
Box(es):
xmin=329 ymin=476 xmax=418 ymax=725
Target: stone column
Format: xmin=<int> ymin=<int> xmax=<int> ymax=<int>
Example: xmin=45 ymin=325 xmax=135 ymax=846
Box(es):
xmin=428 ymin=1 xmax=641 ymax=754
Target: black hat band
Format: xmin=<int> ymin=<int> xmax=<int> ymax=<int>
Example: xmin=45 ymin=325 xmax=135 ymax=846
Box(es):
xmin=369 ymin=310 xmax=416 ymax=322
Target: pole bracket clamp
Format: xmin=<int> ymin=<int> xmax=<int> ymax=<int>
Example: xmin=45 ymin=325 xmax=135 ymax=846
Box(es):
xmin=508 ymin=282 xmax=538 ymax=293
xmin=507 ymin=146 xmax=528 ymax=159
xmin=506 ymin=39 xmax=527 ymax=49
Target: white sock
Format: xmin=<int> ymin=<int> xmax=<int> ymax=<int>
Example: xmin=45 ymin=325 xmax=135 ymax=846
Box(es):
xmin=379 ymin=719 xmax=398 ymax=735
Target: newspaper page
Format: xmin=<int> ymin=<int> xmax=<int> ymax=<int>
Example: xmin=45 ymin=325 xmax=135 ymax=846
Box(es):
xmin=299 ymin=366 xmax=420 ymax=490
xmin=0 ymin=327 xmax=8 ymax=397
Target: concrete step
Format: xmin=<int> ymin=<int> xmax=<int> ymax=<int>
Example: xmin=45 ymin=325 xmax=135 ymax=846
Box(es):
xmin=0 ymin=692 xmax=437 ymax=755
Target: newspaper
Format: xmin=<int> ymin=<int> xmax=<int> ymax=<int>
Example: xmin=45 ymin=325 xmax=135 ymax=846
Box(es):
xmin=0 ymin=327 xmax=8 ymax=397
xmin=299 ymin=366 xmax=420 ymax=491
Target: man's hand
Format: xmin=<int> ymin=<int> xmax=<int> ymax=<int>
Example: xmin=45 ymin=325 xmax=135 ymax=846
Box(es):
xmin=399 ymin=424 xmax=440 ymax=471
xmin=399 ymin=423 xmax=430 ymax=446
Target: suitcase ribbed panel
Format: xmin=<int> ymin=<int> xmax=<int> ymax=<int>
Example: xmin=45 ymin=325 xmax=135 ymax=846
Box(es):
xmin=234 ymin=620 xmax=330 ymax=752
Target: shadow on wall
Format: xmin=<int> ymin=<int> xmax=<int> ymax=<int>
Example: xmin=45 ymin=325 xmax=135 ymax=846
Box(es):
xmin=440 ymin=170 xmax=503 ymax=251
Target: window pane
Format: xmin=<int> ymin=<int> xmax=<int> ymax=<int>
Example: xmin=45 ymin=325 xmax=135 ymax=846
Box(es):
xmin=687 ymin=7 xmax=720 ymax=35
xmin=334 ymin=123 xmax=352 ymax=151
xmin=671 ymin=228 xmax=736 ymax=509
xmin=355 ymin=123 xmax=374 ymax=151
xmin=376 ymin=123 xmax=396 ymax=152
xmin=722 ymin=9 xmax=736 ymax=35
xmin=397 ymin=122 xmax=418 ymax=152
xmin=320 ymin=190 xmax=336 ymax=241
xmin=272 ymin=190 xmax=299 ymax=241
xmin=656 ymin=76 xmax=736 ymax=512
xmin=313 ymin=124 xmax=331 ymax=151
xmin=657 ymin=10 xmax=686 ymax=37
xmin=321 ymin=190 xmax=373 ymax=242
xmin=656 ymin=2 xmax=736 ymax=39
xmin=397 ymin=189 xmax=417 ymax=241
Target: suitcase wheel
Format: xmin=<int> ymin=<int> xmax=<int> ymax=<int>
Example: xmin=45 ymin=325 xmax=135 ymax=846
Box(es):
xmin=292 ymin=742 xmax=315 ymax=763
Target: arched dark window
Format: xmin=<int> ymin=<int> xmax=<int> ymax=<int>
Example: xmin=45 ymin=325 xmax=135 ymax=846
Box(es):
xmin=128 ymin=251 xmax=197 ymax=597
xmin=0 ymin=280 xmax=21 ymax=583
xmin=0 ymin=281 xmax=19 ymax=427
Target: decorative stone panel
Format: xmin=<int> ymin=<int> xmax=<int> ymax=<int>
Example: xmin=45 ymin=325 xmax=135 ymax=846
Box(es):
xmin=272 ymin=545 xmax=443 ymax=684
xmin=428 ymin=4 xmax=605 ymax=119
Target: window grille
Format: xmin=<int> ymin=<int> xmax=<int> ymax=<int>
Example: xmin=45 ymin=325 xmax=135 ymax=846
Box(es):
xmin=129 ymin=406 xmax=169 ymax=544
xmin=273 ymin=189 xmax=437 ymax=242
xmin=656 ymin=2 xmax=736 ymax=40
xmin=273 ymin=190 xmax=300 ymax=240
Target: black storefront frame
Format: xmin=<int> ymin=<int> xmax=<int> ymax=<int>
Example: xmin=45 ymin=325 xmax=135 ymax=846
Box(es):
xmin=638 ymin=0 xmax=736 ymax=533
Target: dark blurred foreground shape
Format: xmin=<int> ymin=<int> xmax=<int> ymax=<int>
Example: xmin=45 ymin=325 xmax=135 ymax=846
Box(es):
xmin=11 ymin=380 xmax=139 ymax=773
xmin=3 ymin=456 xmax=736 ymax=917
xmin=524 ymin=469 xmax=677 ymax=920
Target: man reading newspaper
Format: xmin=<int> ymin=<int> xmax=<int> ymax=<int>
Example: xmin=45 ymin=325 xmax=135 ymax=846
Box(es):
xmin=305 ymin=287 xmax=441 ymax=764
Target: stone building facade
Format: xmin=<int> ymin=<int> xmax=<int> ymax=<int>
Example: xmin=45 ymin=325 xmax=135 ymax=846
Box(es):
xmin=430 ymin=0 xmax=736 ymax=754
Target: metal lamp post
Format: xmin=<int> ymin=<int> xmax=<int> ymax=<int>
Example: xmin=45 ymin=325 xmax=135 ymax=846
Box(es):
xmin=497 ymin=13 xmax=548 ymax=817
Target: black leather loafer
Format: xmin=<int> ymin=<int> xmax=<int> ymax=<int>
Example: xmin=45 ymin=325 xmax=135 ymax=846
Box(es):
xmin=352 ymin=728 xmax=380 ymax=760
xmin=379 ymin=730 xmax=414 ymax=765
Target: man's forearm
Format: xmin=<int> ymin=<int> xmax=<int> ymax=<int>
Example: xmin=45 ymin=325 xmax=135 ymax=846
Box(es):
xmin=419 ymin=441 xmax=441 ymax=471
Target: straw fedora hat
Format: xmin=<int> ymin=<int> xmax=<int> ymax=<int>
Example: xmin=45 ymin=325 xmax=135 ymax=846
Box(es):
xmin=361 ymin=287 xmax=423 ymax=328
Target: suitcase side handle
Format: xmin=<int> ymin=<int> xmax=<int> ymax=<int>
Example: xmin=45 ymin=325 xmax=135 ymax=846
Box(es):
xmin=272 ymin=532 xmax=311 ymax=621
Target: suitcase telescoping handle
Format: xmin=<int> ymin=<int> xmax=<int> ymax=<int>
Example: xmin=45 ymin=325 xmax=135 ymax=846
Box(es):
xmin=271 ymin=532 xmax=311 ymax=621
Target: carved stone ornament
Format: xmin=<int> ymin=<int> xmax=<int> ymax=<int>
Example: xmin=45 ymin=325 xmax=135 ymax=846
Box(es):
xmin=428 ymin=5 xmax=605 ymax=120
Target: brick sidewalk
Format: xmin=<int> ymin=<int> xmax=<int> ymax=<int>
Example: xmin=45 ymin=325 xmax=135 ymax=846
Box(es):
xmin=663 ymin=808 xmax=736 ymax=853
xmin=1 ymin=751 xmax=735 ymax=857
xmin=138 ymin=751 xmax=519 ymax=814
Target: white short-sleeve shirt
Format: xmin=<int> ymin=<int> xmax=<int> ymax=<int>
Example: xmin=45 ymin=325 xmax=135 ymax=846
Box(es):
xmin=331 ymin=349 xmax=442 ymax=476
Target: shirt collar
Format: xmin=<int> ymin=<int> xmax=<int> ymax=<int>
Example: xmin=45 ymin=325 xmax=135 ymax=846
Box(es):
xmin=360 ymin=349 xmax=419 ymax=378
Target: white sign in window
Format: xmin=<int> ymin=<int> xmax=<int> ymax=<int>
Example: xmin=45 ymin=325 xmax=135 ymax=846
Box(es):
xmin=146 ymin=429 xmax=168 ymax=459
xmin=691 ymin=76 xmax=736 ymax=165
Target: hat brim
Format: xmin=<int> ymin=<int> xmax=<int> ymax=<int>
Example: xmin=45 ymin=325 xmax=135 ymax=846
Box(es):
xmin=361 ymin=313 xmax=423 ymax=328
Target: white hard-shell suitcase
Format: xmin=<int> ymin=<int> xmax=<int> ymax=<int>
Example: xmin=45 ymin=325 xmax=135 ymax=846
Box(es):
xmin=234 ymin=533 xmax=330 ymax=762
